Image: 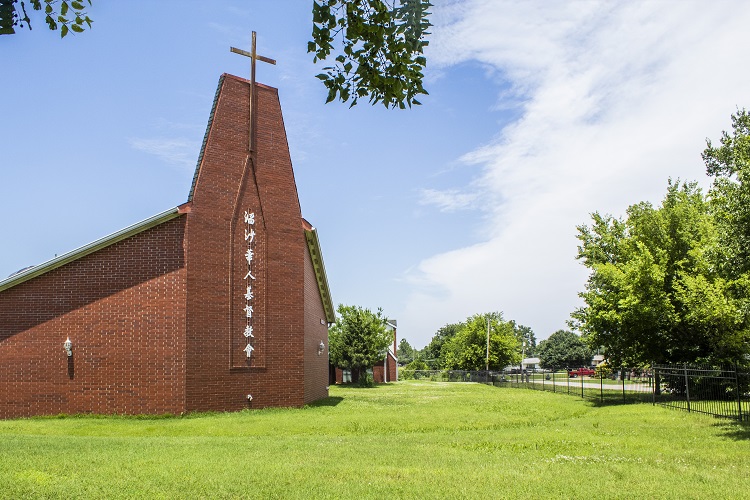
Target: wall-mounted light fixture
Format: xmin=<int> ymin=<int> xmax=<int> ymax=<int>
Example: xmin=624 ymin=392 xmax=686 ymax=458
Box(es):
xmin=318 ymin=340 xmax=325 ymax=355
xmin=63 ymin=337 xmax=72 ymax=357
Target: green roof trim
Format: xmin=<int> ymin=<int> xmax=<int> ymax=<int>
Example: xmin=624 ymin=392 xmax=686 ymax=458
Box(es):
xmin=0 ymin=207 xmax=184 ymax=293
xmin=304 ymin=226 xmax=335 ymax=323
xmin=188 ymin=74 xmax=226 ymax=202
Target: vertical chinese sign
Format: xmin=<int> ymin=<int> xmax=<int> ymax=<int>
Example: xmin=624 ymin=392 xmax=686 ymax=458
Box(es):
xmin=242 ymin=210 xmax=257 ymax=361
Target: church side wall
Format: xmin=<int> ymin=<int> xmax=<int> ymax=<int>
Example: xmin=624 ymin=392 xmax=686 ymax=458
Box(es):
xmin=0 ymin=218 xmax=187 ymax=419
xmin=303 ymin=244 xmax=329 ymax=404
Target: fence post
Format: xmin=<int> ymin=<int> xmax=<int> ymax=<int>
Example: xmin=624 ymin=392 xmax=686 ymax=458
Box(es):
xmin=581 ymin=371 xmax=584 ymax=398
xmin=684 ymin=364 xmax=691 ymax=413
xmin=622 ymin=366 xmax=626 ymax=404
xmin=735 ymin=364 xmax=743 ymax=422
xmin=600 ymin=369 xmax=603 ymax=403
xmin=652 ymin=366 xmax=656 ymax=406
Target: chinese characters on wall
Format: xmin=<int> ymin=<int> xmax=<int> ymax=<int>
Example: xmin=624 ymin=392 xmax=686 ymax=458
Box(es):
xmin=243 ymin=210 xmax=257 ymax=360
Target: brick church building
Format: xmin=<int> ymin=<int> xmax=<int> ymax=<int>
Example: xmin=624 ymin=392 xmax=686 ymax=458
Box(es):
xmin=0 ymin=73 xmax=335 ymax=419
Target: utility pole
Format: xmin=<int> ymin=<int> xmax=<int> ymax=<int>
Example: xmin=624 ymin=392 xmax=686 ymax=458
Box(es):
xmin=485 ymin=315 xmax=490 ymax=371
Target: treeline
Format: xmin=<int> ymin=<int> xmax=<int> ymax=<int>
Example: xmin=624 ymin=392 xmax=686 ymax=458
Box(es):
xmin=400 ymin=321 xmax=596 ymax=372
xmin=398 ymin=312 xmax=537 ymax=370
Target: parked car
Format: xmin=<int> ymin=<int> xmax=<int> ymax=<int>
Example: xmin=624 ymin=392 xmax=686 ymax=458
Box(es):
xmin=568 ymin=367 xmax=596 ymax=377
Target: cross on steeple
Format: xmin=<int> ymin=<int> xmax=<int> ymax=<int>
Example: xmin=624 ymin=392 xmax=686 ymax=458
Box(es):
xmin=231 ymin=31 xmax=276 ymax=154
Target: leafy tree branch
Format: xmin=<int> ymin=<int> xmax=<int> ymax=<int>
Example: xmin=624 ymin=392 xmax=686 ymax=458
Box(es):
xmin=0 ymin=0 xmax=92 ymax=37
xmin=309 ymin=0 xmax=431 ymax=108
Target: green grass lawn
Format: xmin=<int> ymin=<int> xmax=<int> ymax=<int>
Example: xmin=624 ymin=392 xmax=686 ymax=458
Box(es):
xmin=0 ymin=381 xmax=747 ymax=499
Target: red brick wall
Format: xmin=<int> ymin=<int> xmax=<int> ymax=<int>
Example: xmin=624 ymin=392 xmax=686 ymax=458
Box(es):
xmin=303 ymin=243 xmax=329 ymax=403
xmin=372 ymin=352 xmax=397 ymax=383
xmin=372 ymin=364 xmax=386 ymax=383
xmin=0 ymin=73 xmax=326 ymax=418
xmin=184 ymin=74 xmax=313 ymax=411
xmin=0 ymin=218 xmax=187 ymax=419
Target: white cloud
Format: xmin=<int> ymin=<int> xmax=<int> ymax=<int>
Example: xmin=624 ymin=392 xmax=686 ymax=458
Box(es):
xmin=418 ymin=188 xmax=481 ymax=212
xmin=400 ymin=0 xmax=750 ymax=347
xmin=129 ymin=138 xmax=198 ymax=170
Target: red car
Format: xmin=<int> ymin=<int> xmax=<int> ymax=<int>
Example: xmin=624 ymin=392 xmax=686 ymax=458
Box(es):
xmin=568 ymin=367 xmax=596 ymax=377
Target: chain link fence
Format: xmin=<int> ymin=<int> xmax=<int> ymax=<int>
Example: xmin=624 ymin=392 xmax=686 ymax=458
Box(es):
xmin=399 ymin=364 xmax=749 ymax=421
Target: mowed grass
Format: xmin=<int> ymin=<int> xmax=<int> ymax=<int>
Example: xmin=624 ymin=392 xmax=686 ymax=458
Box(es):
xmin=0 ymin=381 xmax=748 ymax=499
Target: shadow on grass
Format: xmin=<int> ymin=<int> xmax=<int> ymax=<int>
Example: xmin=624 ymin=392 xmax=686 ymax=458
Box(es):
xmin=586 ymin=398 xmax=648 ymax=408
xmin=307 ymin=396 xmax=344 ymax=408
xmin=712 ymin=420 xmax=750 ymax=440
xmin=334 ymin=382 xmax=383 ymax=389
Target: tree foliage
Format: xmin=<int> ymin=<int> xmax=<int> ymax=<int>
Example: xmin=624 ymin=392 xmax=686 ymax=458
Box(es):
xmin=440 ymin=313 xmax=521 ymax=371
xmin=328 ymin=304 xmax=392 ymax=383
xmin=704 ymin=109 xmax=750 ymax=278
xmin=423 ymin=322 xmax=462 ymax=368
xmin=512 ymin=322 xmax=537 ymax=357
xmin=572 ymin=178 xmax=750 ymax=366
xmin=0 ymin=0 xmax=92 ymax=37
xmin=397 ymin=337 xmax=415 ymax=364
xmin=404 ymin=357 xmax=427 ymax=371
xmin=536 ymin=330 xmax=592 ymax=369
xmin=309 ymin=0 xmax=431 ymax=108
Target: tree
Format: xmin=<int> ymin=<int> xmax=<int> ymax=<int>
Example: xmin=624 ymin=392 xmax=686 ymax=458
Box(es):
xmin=309 ymin=0 xmax=431 ymax=108
xmin=0 ymin=0 xmax=92 ymax=37
xmin=704 ymin=109 xmax=750 ymax=278
xmin=512 ymin=322 xmax=537 ymax=357
xmin=440 ymin=312 xmax=521 ymax=370
xmin=423 ymin=322 xmax=462 ymax=369
xmin=328 ymin=304 xmax=392 ymax=383
xmin=572 ymin=180 xmax=749 ymax=366
xmin=404 ymin=357 xmax=427 ymax=371
xmin=397 ymin=337 xmax=415 ymax=364
xmin=536 ymin=330 xmax=592 ymax=370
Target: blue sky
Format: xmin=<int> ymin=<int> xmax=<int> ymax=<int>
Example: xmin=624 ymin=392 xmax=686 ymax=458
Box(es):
xmin=2 ymin=1 xmax=750 ymax=348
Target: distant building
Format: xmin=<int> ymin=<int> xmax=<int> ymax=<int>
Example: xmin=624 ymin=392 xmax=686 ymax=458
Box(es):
xmin=334 ymin=319 xmax=398 ymax=384
xmin=522 ymin=357 xmax=541 ymax=371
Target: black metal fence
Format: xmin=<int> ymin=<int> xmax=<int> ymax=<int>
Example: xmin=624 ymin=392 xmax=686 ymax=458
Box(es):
xmin=399 ymin=365 xmax=750 ymax=422
xmin=652 ymin=364 xmax=749 ymax=421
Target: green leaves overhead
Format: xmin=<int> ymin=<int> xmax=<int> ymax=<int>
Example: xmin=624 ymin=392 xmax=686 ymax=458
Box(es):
xmin=0 ymin=0 xmax=92 ymax=36
xmin=309 ymin=0 xmax=431 ymax=108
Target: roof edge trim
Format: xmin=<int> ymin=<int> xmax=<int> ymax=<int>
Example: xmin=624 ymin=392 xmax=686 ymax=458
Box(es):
xmin=304 ymin=226 xmax=335 ymax=323
xmin=0 ymin=207 xmax=184 ymax=293
xmin=188 ymin=73 xmax=226 ymax=202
